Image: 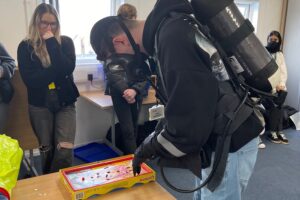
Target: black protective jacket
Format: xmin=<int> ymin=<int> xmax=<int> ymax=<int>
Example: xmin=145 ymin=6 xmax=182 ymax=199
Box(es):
xmin=0 ymin=43 xmax=16 ymax=103
xmin=144 ymin=0 xmax=218 ymax=156
xmin=104 ymin=54 xmax=147 ymax=97
xmin=17 ymin=36 xmax=79 ymax=107
xmin=143 ymin=0 xmax=262 ymax=157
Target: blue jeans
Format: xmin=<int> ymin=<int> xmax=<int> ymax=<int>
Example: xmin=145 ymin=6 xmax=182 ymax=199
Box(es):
xmin=193 ymin=137 xmax=259 ymax=200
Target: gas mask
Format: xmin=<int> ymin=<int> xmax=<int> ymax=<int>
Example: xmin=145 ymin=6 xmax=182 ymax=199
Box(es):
xmin=104 ymin=53 xmax=151 ymax=85
xmin=104 ymin=17 xmax=152 ymax=84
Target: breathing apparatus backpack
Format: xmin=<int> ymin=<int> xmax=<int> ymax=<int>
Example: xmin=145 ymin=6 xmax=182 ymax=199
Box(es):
xmin=191 ymin=0 xmax=280 ymax=93
xmin=147 ymin=0 xmax=278 ymax=193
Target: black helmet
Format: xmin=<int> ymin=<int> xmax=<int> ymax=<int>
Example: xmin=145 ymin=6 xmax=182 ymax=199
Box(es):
xmin=90 ymin=16 xmax=119 ymax=61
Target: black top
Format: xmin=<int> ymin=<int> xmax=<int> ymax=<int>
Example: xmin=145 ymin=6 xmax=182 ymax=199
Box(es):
xmin=143 ymin=0 xmax=219 ymax=154
xmin=104 ymin=54 xmax=147 ymax=97
xmin=17 ymin=36 xmax=79 ymax=107
xmin=0 ymin=43 xmax=16 ymax=80
xmin=143 ymin=0 xmax=193 ymax=56
xmin=0 ymin=43 xmax=16 ymax=103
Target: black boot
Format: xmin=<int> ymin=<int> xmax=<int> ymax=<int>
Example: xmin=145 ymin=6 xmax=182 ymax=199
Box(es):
xmin=39 ymin=145 xmax=54 ymax=174
xmin=50 ymin=148 xmax=73 ymax=172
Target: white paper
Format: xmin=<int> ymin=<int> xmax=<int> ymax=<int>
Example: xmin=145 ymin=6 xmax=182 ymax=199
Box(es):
xmin=289 ymin=112 xmax=300 ymax=131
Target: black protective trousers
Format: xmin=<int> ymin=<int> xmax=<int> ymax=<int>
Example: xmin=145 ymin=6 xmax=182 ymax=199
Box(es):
xmin=110 ymin=89 xmax=142 ymax=154
xmin=262 ymin=98 xmax=283 ymax=132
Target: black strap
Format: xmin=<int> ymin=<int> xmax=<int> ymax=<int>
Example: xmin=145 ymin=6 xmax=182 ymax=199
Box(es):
xmin=217 ymin=19 xmax=254 ymax=55
xmin=116 ymin=18 xmax=141 ymax=59
xmin=206 ymin=136 xmax=231 ymax=190
xmin=207 ymin=85 xmax=249 ymax=191
xmin=159 ymin=88 xmax=248 ymax=193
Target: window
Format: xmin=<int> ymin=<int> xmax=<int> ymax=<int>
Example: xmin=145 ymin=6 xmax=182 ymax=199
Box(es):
xmin=235 ymin=0 xmax=259 ymax=32
xmin=57 ymin=0 xmax=122 ymax=64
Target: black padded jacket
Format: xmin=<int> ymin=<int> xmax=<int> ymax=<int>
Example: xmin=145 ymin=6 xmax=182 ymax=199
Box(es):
xmin=104 ymin=54 xmax=148 ymax=98
xmin=142 ymin=0 xmax=263 ymax=157
xmin=17 ymin=36 xmax=79 ymax=107
xmin=0 ymin=43 xmax=16 ymax=103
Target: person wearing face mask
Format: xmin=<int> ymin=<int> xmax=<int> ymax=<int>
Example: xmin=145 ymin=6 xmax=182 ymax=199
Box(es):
xmin=263 ymin=31 xmax=288 ymax=145
xmin=17 ymin=3 xmax=79 ymax=174
xmin=102 ymin=4 xmax=148 ymax=155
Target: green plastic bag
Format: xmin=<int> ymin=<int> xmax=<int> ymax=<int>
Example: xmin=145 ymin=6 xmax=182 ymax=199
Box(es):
xmin=0 ymin=134 xmax=23 ymax=200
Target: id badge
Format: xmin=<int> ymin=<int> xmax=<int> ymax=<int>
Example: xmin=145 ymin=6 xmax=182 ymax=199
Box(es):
xmin=149 ymin=104 xmax=165 ymax=121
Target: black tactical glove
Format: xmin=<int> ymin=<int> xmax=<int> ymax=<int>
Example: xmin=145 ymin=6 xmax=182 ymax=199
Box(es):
xmin=132 ymin=132 xmax=161 ymax=176
xmin=132 ymin=130 xmax=210 ymax=179
xmin=273 ymin=90 xmax=287 ymax=108
xmin=132 ymin=133 xmax=207 ymax=178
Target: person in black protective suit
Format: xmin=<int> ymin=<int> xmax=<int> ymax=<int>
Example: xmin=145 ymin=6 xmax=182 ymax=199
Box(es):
xmin=90 ymin=0 xmax=264 ymax=199
xmin=105 ymin=3 xmax=148 ymax=155
xmin=104 ymin=54 xmax=147 ymax=154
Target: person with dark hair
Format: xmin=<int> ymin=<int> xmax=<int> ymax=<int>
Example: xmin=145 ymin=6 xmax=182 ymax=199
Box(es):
xmin=90 ymin=0 xmax=264 ymax=199
xmin=117 ymin=3 xmax=137 ymax=20
xmin=0 ymin=43 xmax=16 ymax=133
xmin=17 ymin=3 xmax=79 ymax=174
xmin=263 ymin=30 xmax=288 ymax=144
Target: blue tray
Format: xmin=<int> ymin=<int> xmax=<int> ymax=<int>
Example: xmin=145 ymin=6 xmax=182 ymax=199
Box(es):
xmin=74 ymin=142 xmax=119 ymax=163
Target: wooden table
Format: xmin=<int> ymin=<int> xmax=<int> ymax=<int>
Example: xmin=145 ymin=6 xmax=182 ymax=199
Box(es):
xmin=12 ymin=172 xmax=175 ymax=200
xmin=80 ymin=89 xmax=157 ymax=145
xmin=80 ymin=89 xmax=157 ymax=109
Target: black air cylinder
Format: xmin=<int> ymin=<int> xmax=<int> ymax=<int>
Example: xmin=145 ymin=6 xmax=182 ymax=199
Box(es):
xmin=191 ymin=0 xmax=279 ymax=92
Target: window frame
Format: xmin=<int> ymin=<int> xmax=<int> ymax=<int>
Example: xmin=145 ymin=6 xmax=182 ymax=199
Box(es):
xmin=48 ymin=0 xmax=123 ymax=65
xmin=235 ymin=0 xmax=259 ymax=32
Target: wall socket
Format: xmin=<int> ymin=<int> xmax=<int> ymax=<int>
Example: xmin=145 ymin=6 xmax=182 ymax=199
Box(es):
xmin=87 ymin=74 xmax=93 ymax=81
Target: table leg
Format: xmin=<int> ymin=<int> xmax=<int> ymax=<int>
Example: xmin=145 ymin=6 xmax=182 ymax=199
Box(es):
xmin=111 ymin=108 xmax=116 ymax=146
xmin=23 ymin=149 xmax=39 ymax=176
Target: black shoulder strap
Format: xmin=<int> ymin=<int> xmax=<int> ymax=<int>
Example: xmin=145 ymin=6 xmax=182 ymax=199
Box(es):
xmin=143 ymin=15 xmax=171 ymax=106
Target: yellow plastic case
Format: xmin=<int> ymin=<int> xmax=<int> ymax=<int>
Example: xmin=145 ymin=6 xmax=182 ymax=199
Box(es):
xmin=59 ymin=155 xmax=155 ymax=200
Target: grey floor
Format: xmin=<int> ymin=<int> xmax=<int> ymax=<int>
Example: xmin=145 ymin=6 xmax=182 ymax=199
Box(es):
xmin=19 ymin=128 xmax=300 ymax=200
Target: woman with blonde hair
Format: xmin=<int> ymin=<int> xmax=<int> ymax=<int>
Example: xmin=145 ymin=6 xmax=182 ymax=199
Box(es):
xmin=17 ymin=3 xmax=79 ymax=174
xmin=117 ymin=3 xmax=137 ymax=20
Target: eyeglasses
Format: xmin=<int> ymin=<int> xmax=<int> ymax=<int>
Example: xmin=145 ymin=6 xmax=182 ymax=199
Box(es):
xmin=39 ymin=21 xmax=58 ymax=29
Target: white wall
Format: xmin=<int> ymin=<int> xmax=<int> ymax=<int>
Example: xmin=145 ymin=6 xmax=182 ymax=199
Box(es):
xmin=256 ymin=0 xmax=283 ymax=44
xmin=0 ymin=0 xmax=39 ymax=60
xmin=75 ymin=97 xmax=113 ymax=146
xmin=75 ymin=95 xmax=153 ymax=146
xmin=282 ymin=0 xmax=300 ymax=110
